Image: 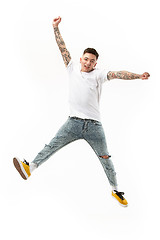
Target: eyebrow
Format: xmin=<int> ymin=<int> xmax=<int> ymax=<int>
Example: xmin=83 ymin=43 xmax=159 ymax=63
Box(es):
xmin=84 ymin=57 xmax=96 ymax=61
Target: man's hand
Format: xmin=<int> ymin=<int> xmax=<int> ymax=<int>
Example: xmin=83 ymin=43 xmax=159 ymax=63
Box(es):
xmin=52 ymin=16 xmax=62 ymax=28
xmin=140 ymin=72 xmax=150 ymax=80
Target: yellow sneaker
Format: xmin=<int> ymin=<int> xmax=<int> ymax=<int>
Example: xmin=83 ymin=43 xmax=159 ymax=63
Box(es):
xmin=13 ymin=157 xmax=31 ymax=180
xmin=112 ymin=190 xmax=128 ymax=207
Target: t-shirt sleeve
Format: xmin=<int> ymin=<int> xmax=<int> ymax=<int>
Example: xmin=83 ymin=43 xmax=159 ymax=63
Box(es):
xmin=66 ymin=60 xmax=74 ymax=74
xmin=97 ymin=68 xmax=110 ymax=84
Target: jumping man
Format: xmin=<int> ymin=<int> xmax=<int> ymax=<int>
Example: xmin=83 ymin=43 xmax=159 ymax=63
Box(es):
xmin=13 ymin=16 xmax=150 ymax=207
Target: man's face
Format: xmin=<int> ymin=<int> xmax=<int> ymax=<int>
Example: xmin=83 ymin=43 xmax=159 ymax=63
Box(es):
xmin=80 ymin=53 xmax=97 ymax=72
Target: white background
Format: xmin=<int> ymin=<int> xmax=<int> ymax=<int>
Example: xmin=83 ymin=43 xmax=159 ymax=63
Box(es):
xmin=1 ymin=0 xmax=160 ymax=239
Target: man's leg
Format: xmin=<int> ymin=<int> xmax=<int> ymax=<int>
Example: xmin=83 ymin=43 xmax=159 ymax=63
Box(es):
xmin=83 ymin=121 xmax=118 ymax=188
xmin=32 ymin=118 xmax=80 ymax=167
xmin=13 ymin=118 xmax=79 ymax=179
xmin=83 ymin=120 xmax=128 ymax=207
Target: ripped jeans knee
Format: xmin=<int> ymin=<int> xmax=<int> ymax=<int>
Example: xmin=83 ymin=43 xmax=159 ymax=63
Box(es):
xmin=99 ymin=155 xmax=111 ymax=159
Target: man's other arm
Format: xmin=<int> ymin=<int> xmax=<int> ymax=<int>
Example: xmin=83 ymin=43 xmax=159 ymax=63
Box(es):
xmin=107 ymin=71 xmax=150 ymax=80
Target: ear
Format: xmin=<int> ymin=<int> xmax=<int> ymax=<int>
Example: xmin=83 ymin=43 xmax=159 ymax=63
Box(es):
xmin=80 ymin=58 xmax=82 ymax=63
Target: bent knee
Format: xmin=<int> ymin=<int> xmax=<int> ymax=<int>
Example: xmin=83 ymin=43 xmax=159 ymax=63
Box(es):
xmin=100 ymin=155 xmax=111 ymax=159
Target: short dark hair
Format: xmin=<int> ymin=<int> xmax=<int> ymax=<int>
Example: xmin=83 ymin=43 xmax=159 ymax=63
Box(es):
xmin=83 ymin=48 xmax=99 ymax=60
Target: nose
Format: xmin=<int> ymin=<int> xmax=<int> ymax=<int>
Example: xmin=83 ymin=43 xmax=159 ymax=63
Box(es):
xmin=86 ymin=60 xmax=91 ymax=66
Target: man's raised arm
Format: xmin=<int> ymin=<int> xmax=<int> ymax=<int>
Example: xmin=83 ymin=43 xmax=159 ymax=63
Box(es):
xmin=52 ymin=16 xmax=71 ymax=67
xmin=107 ymin=71 xmax=150 ymax=80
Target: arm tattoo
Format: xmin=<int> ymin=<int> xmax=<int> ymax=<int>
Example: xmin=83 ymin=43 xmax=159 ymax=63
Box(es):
xmin=107 ymin=71 xmax=141 ymax=80
xmin=54 ymin=27 xmax=71 ymax=67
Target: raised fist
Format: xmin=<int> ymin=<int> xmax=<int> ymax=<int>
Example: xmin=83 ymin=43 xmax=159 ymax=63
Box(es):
xmin=141 ymin=72 xmax=150 ymax=80
xmin=52 ymin=16 xmax=62 ymax=28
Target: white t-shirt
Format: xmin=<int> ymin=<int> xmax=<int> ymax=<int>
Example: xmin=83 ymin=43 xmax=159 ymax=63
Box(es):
xmin=66 ymin=60 xmax=109 ymax=122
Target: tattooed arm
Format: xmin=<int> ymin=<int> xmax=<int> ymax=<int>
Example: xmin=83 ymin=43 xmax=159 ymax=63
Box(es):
xmin=107 ymin=71 xmax=150 ymax=80
xmin=52 ymin=17 xmax=71 ymax=67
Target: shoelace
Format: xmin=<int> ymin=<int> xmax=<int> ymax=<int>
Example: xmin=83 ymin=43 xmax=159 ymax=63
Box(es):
xmin=23 ymin=159 xmax=29 ymax=166
xmin=114 ymin=190 xmax=125 ymax=200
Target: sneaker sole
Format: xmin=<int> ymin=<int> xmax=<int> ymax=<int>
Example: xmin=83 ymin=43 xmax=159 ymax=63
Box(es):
xmin=112 ymin=195 xmax=128 ymax=207
xmin=13 ymin=157 xmax=28 ymax=180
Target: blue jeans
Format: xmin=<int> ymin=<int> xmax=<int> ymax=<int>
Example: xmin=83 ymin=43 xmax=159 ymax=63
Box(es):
xmin=32 ymin=117 xmax=117 ymax=187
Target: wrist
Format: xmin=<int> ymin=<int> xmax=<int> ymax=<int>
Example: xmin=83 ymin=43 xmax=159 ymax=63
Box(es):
xmin=53 ymin=24 xmax=59 ymax=29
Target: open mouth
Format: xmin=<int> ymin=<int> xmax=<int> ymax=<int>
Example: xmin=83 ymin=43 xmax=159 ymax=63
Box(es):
xmin=84 ymin=65 xmax=90 ymax=69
